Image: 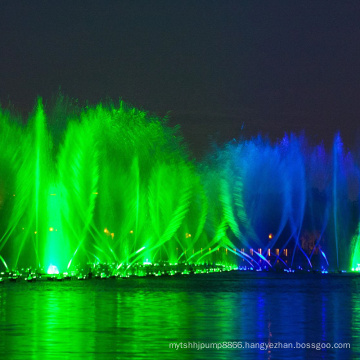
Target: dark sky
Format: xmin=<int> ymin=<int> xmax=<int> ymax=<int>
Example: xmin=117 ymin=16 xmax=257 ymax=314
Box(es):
xmin=1 ymin=0 xmax=360 ymax=156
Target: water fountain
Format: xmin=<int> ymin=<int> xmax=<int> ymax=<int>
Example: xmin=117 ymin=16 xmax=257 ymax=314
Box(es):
xmin=0 ymin=97 xmax=359 ymax=275
xmin=0 ymin=98 xmax=216 ymax=274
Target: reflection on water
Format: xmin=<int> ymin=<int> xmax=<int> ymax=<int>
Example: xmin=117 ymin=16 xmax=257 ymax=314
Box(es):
xmin=0 ymin=272 xmax=359 ymax=359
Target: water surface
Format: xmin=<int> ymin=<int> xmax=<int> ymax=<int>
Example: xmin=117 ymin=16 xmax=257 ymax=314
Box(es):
xmin=0 ymin=272 xmax=358 ymax=359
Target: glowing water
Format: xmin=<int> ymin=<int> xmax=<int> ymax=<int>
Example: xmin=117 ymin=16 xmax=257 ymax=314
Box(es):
xmin=0 ymin=98 xmax=360 ymax=273
xmin=0 ymin=99 xmax=222 ymax=272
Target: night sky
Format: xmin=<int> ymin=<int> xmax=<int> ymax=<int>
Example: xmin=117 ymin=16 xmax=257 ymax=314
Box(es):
xmin=1 ymin=1 xmax=360 ymax=156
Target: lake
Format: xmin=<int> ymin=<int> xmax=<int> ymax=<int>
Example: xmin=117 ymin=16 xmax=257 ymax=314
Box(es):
xmin=0 ymin=272 xmax=359 ymax=359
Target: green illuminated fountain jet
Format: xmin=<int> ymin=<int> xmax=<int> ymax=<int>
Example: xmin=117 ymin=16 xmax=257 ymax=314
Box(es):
xmin=0 ymin=98 xmax=215 ymax=272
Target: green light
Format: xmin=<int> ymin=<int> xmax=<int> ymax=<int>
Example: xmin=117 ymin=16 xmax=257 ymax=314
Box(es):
xmin=0 ymin=255 xmax=8 ymax=270
xmin=136 ymin=246 xmax=146 ymax=254
xmin=0 ymin=97 xmax=239 ymax=272
xmin=47 ymin=265 xmax=59 ymax=274
xmin=350 ymin=225 xmax=360 ymax=271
